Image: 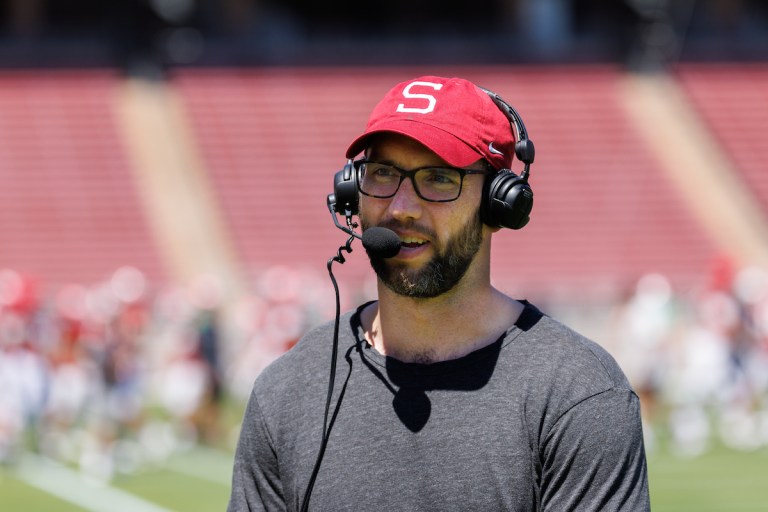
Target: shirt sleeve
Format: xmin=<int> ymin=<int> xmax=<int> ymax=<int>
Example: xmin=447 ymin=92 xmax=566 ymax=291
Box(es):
xmin=540 ymin=388 xmax=651 ymax=511
xmin=227 ymin=388 xmax=286 ymax=512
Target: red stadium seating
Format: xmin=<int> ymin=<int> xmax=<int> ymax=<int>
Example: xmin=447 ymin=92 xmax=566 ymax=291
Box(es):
xmin=172 ymin=66 xmax=720 ymax=300
xmin=675 ymin=64 xmax=768 ymax=216
xmin=3 ymin=65 xmax=764 ymax=303
xmin=0 ymin=71 xmax=165 ymax=293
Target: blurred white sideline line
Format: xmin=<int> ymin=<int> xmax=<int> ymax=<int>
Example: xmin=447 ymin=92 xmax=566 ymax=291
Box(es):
xmin=162 ymin=446 xmax=233 ymax=486
xmin=17 ymin=454 xmax=173 ymax=512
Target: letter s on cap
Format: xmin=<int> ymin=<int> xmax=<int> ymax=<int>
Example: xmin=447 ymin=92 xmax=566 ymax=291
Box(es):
xmin=396 ymin=81 xmax=443 ymax=114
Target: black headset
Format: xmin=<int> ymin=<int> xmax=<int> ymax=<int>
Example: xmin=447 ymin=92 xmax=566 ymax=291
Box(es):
xmin=330 ymin=87 xmax=535 ymax=230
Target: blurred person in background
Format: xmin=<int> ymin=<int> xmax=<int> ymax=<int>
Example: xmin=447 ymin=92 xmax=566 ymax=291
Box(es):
xmin=664 ymin=264 xmax=768 ymax=455
xmin=228 ymin=76 xmax=649 ymax=511
xmin=608 ymin=272 xmax=678 ymax=452
xmin=187 ymin=307 xmax=224 ymax=445
xmin=0 ymin=308 xmax=48 ymax=463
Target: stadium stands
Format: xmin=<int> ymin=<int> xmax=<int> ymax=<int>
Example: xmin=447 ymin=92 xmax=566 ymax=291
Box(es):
xmin=1 ymin=64 xmax=766 ymax=304
xmin=0 ymin=70 xmax=164 ymax=292
xmin=171 ymin=66 xmax=723 ymax=301
xmin=675 ymin=64 xmax=768 ymax=214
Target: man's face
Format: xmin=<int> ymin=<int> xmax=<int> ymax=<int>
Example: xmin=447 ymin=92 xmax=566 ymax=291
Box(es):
xmin=358 ymin=134 xmax=489 ymax=298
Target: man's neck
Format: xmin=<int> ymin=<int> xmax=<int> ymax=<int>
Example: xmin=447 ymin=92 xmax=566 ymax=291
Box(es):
xmin=362 ymin=284 xmax=523 ymax=364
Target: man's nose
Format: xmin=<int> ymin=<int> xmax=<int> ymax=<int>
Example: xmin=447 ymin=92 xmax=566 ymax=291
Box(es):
xmin=388 ymin=176 xmax=423 ymax=221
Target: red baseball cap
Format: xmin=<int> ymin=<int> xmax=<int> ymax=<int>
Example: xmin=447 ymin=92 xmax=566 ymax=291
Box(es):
xmin=346 ymin=76 xmax=515 ymax=170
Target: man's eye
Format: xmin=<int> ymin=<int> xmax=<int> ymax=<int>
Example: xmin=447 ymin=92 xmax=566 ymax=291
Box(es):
xmin=424 ymin=169 xmax=460 ymax=185
xmin=369 ymin=165 xmax=397 ymax=178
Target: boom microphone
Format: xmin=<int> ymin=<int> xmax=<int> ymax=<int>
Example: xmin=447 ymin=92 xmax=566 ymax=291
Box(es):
xmin=362 ymin=227 xmax=401 ymax=258
xmin=327 ymin=194 xmax=399 ymax=259
xmin=303 ymin=197 xmax=400 ymax=511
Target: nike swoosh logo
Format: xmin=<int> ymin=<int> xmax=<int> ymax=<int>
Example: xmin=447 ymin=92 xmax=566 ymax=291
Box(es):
xmin=488 ymin=142 xmax=504 ymax=155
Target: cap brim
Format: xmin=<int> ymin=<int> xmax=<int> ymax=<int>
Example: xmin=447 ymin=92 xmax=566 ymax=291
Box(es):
xmin=345 ymin=120 xmax=483 ymax=168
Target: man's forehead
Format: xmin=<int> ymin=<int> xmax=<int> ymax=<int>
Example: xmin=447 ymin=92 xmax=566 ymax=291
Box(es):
xmin=365 ymin=133 xmax=485 ymax=169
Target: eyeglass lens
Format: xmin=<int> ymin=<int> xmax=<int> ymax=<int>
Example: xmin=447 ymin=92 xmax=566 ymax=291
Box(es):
xmin=359 ymin=162 xmax=465 ymax=202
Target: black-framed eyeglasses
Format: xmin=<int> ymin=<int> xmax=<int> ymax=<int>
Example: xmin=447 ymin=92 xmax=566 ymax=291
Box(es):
xmin=354 ymin=159 xmax=491 ymax=203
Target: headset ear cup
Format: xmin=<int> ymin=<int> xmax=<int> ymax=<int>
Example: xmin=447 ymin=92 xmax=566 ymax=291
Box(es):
xmin=332 ymin=162 xmax=359 ymax=215
xmin=481 ymin=170 xmax=534 ymax=230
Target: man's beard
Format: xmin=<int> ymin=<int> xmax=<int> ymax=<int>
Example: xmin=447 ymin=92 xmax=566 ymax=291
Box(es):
xmin=360 ymin=210 xmax=484 ymax=298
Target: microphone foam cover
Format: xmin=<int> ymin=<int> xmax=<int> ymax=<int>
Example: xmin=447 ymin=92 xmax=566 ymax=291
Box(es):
xmin=362 ymin=227 xmax=401 ymax=258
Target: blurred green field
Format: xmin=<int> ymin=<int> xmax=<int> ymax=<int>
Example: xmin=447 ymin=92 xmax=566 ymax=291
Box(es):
xmin=647 ymin=442 xmax=768 ymax=512
xmin=2 ymin=440 xmax=767 ymax=511
xmin=0 ymin=447 xmax=232 ymax=512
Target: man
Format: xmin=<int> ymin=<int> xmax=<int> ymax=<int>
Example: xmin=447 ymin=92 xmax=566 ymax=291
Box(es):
xmin=228 ymin=76 xmax=650 ymax=511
